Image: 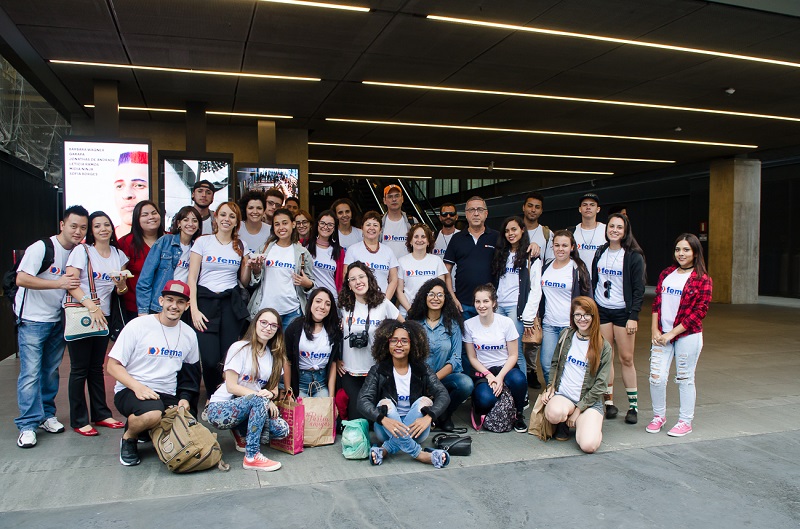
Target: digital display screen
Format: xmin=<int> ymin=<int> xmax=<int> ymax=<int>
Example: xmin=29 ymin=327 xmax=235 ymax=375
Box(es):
xmin=161 ymin=155 xmax=232 ymax=228
xmin=236 ymin=165 xmax=299 ymax=199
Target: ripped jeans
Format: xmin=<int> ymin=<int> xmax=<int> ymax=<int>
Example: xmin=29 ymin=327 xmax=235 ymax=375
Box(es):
xmin=649 ymin=332 xmax=703 ymax=423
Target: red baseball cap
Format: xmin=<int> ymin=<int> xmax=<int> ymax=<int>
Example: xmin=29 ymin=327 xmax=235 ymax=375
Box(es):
xmin=161 ymin=280 xmax=191 ymax=300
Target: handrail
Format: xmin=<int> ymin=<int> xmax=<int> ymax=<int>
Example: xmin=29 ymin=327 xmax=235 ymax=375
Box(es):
xmin=399 ymin=179 xmax=436 ymax=229
xmin=364 ymin=178 xmax=386 ymax=214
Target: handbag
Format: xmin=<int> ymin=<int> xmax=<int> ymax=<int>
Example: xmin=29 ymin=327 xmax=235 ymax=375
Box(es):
xmin=269 ymin=389 xmax=305 ymax=455
xmin=302 ymin=381 xmax=336 ymax=447
xmin=149 ymin=406 xmax=228 ymax=473
xmin=64 ymin=244 xmax=109 ymax=342
xmin=522 ymin=317 xmax=542 ymax=345
xmin=527 ymin=391 xmax=554 ymax=441
xmin=432 ymin=433 xmax=472 ymax=456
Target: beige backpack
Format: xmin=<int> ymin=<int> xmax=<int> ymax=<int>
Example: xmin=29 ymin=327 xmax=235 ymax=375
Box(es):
xmin=149 ymin=406 xmax=228 ymax=473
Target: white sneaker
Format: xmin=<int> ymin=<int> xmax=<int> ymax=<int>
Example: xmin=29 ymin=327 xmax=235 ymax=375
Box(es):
xmin=40 ymin=417 xmax=65 ymax=434
xmin=17 ymin=430 xmax=37 ymax=448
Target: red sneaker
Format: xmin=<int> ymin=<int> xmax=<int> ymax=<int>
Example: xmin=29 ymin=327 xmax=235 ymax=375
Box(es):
xmin=243 ymin=453 xmax=281 ymax=471
xmin=231 ymin=430 xmax=246 ymax=453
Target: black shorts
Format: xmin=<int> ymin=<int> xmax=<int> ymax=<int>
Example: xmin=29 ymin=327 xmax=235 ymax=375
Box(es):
xmin=114 ymin=388 xmax=179 ymax=418
xmin=597 ymin=305 xmax=629 ymax=327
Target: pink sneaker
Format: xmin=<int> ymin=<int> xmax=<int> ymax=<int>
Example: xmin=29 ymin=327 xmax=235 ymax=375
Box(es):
xmin=645 ymin=416 xmax=667 ymax=434
xmin=231 ymin=430 xmax=246 ymax=452
xmin=667 ymin=421 xmax=692 ymax=437
xmin=243 ymin=453 xmax=281 ymax=471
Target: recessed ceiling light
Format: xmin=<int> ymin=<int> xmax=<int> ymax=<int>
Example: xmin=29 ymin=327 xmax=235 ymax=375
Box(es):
xmin=84 ymin=104 xmax=292 ymax=119
xmin=259 ymin=0 xmax=369 ymax=12
xmin=309 ymin=172 xmax=431 ymax=179
xmin=363 ymin=81 xmax=800 ymax=123
xmin=427 ymin=15 xmax=800 ymax=69
xmin=310 ymin=180 xmax=325 ymax=183
xmin=310 ymin=159 xmax=612 ymax=175
xmin=325 ymin=118 xmax=757 ymax=148
xmin=52 ymin=60 xmax=320 ymax=82
xmin=309 ymin=142 xmax=674 ymax=163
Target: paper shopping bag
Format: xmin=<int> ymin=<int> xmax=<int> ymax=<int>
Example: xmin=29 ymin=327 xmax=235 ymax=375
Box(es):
xmin=269 ymin=394 xmax=305 ymax=455
xmin=303 ymin=396 xmax=336 ymax=447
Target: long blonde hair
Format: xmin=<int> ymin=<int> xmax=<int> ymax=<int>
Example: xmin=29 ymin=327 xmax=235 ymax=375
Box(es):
xmin=235 ymin=308 xmax=287 ymax=390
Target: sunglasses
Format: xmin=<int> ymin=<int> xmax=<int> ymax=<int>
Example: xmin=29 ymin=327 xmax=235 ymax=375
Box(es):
xmin=440 ymin=212 xmax=457 ymax=217
xmin=603 ymin=280 xmax=611 ymax=299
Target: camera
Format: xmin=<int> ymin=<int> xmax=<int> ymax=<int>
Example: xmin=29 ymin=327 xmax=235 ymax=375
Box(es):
xmin=348 ymin=330 xmax=370 ymax=349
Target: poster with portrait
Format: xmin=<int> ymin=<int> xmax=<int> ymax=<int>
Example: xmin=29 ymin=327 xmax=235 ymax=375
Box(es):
xmin=160 ymin=153 xmax=233 ymax=229
xmin=63 ymin=139 xmax=152 ymax=239
xmin=236 ymin=165 xmax=299 ymax=199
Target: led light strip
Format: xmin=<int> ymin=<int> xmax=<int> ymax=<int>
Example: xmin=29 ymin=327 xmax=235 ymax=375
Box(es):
xmin=309 ymin=142 xmax=674 ymax=163
xmin=85 ymin=104 xmax=292 ymax=119
xmin=260 ymin=0 xmax=369 ymax=12
xmin=326 ymin=118 xmax=757 ymax=148
xmin=427 ymin=15 xmax=800 ymax=69
xmin=309 ymin=172 xmax=431 ymax=179
xmin=363 ymin=81 xmax=800 ymax=123
xmin=310 ymin=159 xmax=612 ymax=175
xmin=52 ymin=60 xmax=320 ymax=82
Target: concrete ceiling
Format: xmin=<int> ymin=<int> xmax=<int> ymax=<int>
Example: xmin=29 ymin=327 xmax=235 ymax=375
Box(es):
xmin=2 ymin=0 xmax=800 ymax=184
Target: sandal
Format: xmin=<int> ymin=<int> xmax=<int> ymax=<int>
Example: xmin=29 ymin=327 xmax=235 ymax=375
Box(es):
xmin=370 ymin=445 xmax=384 ymax=466
xmin=424 ymin=448 xmax=450 ymax=469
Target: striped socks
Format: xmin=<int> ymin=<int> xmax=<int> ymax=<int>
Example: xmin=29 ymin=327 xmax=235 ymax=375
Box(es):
xmin=626 ymin=388 xmax=638 ymax=410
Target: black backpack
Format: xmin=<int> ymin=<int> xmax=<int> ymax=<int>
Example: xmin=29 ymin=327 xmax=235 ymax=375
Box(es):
xmin=3 ymin=238 xmax=56 ymax=316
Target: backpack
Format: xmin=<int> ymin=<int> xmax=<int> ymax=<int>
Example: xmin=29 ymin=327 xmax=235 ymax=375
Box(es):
xmin=3 ymin=238 xmax=55 ymax=315
xmin=149 ymin=406 xmax=228 ymax=473
xmin=482 ymin=387 xmax=516 ymax=433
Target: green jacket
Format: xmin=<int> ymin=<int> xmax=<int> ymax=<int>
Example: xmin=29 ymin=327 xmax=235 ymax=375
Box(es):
xmin=549 ymin=328 xmax=612 ymax=412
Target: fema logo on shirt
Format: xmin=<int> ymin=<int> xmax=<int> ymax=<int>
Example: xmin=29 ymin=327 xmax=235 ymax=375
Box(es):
xmin=92 ymin=271 xmax=113 ymax=281
xmin=49 ymin=266 xmax=65 ymax=275
xmin=300 ymin=350 xmax=330 ymax=360
xmin=264 ymin=259 xmax=294 ymax=269
xmin=577 ymin=243 xmax=601 ymax=251
xmin=662 ymin=285 xmax=683 ymax=296
xmin=505 ymin=266 xmax=519 ymax=275
xmin=405 ymin=269 xmax=436 ymax=277
xmin=382 ymin=235 xmax=406 ymax=243
xmin=241 ymin=374 xmax=268 ymax=386
xmin=314 ymin=260 xmax=336 ymax=272
xmin=363 ymin=261 xmax=390 ymax=271
xmin=147 ymin=346 xmax=183 ymax=358
xmin=205 ymin=255 xmax=241 ymax=265
xmin=598 ymin=267 xmax=622 ymax=276
xmin=176 ymin=259 xmax=190 ymax=269
xmin=432 ymin=248 xmax=445 ymax=256
xmin=397 ymin=395 xmax=410 ymax=402
xmin=566 ymin=354 xmax=587 ymax=368
xmin=348 ymin=316 xmax=383 ymax=327
xmin=542 ymin=279 xmax=568 ymax=289
xmin=475 ymin=343 xmax=504 ymax=351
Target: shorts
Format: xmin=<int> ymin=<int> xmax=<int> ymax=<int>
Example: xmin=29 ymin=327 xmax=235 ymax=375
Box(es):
xmin=114 ymin=388 xmax=180 ymax=418
xmin=597 ymin=305 xmax=629 ymax=327
xmin=555 ymin=392 xmax=604 ymax=415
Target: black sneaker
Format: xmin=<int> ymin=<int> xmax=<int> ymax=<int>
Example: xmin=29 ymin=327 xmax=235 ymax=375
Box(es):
xmin=625 ymin=408 xmax=638 ymax=424
xmin=119 ymin=438 xmax=141 ymax=466
xmin=605 ymin=404 xmax=619 ymax=420
xmin=527 ymin=371 xmax=542 ymax=389
xmin=555 ymin=422 xmax=570 ymax=441
xmin=437 ymin=416 xmax=455 ymax=432
xmin=513 ymin=413 xmax=527 ymax=433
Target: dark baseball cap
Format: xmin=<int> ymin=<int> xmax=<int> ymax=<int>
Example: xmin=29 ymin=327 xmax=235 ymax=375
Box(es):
xmin=161 ymin=280 xmax=191 ymax=300
xmin=578 ymin=192 xmax=600 ymax=206
xmin=193 ymin=180 xmax=217 ymax=193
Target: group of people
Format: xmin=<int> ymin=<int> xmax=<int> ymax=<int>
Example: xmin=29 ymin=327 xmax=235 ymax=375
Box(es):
xmin=12 ymin=181 xmax=712 ymax=472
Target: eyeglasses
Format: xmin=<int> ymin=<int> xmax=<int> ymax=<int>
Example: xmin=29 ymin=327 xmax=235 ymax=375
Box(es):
xmin=348 ymin=274 xmax=368 ymax=283
xmin=266 ymin=200 xmax=283 ymax=208
xmin=389 ymin=337 xmax=410 ymax=346
xmin=257 ymin=321 xmax=280 ymax=330
xmin=573 ymin=313 xmax=593 ymax=321
xmin=440 ymin=212 xmax=457 ymax=217
xmin=427 ymin=292 xmax=445 ymax=299
xmin=318 ymin=221 xmax=335 ymax=229
xmin=295 ymin=220 xmax=309 ymax=226
xmin=465 ymin=207 xmax=487 ymax=214
xmin=603 ymin=280 xmax=611 ymax=299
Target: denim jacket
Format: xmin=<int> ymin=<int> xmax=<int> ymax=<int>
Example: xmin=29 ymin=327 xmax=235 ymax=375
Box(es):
xmin=419 ymin=319 xmax=463 ymax=374
xmin=136 ymin=234 xmax=185 ymax=314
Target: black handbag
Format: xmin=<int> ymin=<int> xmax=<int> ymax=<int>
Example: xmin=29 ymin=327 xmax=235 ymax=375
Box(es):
xmin=432 ymin=433 xmax=472 ymax=456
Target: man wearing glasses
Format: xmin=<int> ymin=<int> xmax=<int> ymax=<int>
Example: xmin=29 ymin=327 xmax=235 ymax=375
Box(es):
xmin=264 ymin=188 xmax=286 ymax=227
xmin=433 ymin=203 xmax=460 ymax=293
xmin=381 ymin=184 xmax=418 ymax=260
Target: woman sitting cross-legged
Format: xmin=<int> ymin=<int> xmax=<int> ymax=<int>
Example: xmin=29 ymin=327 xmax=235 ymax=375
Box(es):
xmin=357 ymin=320 xmax=451 ymax=468
xmin=542 ymin=296 xmax=612 ymax=453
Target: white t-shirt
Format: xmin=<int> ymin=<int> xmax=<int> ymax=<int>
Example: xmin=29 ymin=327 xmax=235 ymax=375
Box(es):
xmin=340 ymin=299 xmax=400 ymax=375
xmin=344 ymin=242 xmax=399 ymax=294
xmin=201 ymin=215 xmax=214 ymax=237
xmin=556 ymin=337 xmax=589 ymax=402
xmin=595 ymin=248 xmax=625 ymax=310
xmin=209 ymin=341 xmax=275 ymax=403
xmin=258 ymin=244 xmax=300 ymax=315
xmin=66 ymin=245 xmax=129 ymax=316
xmin=14 ymin=236 xmax=72 ymax=322
xmin=109 ymin=315 xmax=199 ymax=395
xmin=527 ymin=225 xmax=554 ymax=264
xmin=398 ymin=253 xmax=448 ymax=305
xmin=382 ymin=217 xmax=410 ymax=259
xmin=312 ymin=245 xmax=337 ymax=296
xmin=239 ymin=222 xmax=271 ymax=256
xmin=574 ymin=223 xmax=606 ymax=278
xmin=190 ymin=235 xmax=241 ymax=293
xmin=394 ymin=367 xmax=412 ymax=417
xmin=463 ymin=313 xmax=519 ymax=369
xmin=338 ymin=227 xmax=362 ymax=250
xmin=660 ymin=270 xmax=691 ymax=332
xmin=173 ymin=243 xmax=192 ymax=283
xmin=434 ymin=230 xmax=459 ymax=291
xmin=542 ymin=262 xmax=574 ymax=327
xmin=298 ymin=328 xmax=333 ymax=371
xmin=497 ymin=252 xmax=520 ymax=307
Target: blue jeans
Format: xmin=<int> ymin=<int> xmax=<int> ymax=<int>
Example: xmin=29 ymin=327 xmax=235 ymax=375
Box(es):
xmin=472 ymin=367 xmax=527 ymax=415
xmin=441 ymin=373 xmax=474 ymax=419
xmin=15 ymin=319 xmax=66 ymax=432
xmin=496 ymin=305 xmax=526 ymax=374
xmin=374 ymin=398 xmax=431 ymax=458
xmin=281 ymin=308 xmax=302 ymax=331
xmin=649 ymin=333 xmax=703 ymax=423
xmin=541 ymin=323 xmax=569 ymax=386
xmin=206 ymin=394 xmax=289 ymax=458
xmin=298 ymin=368 xmax=330 ymax=397
xmin=460 ymin=304 xmax=479 ymax=374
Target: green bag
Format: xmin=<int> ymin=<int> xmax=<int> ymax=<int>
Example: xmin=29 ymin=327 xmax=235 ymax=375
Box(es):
xmin=341 ymin=418 xmax=370 ymax=460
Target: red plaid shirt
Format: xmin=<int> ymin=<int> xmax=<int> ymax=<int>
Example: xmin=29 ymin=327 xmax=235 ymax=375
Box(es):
xmin=652 ymin=266 xmax=713 ymax=341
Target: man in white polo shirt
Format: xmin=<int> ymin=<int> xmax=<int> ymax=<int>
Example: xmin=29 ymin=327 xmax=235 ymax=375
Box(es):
xmin=107 ymin=280 xmax=201 ymax=466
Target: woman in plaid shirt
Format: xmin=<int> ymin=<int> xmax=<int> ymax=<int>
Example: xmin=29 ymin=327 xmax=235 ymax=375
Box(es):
xmin=646 ymin=234 xmax=713 ymax=437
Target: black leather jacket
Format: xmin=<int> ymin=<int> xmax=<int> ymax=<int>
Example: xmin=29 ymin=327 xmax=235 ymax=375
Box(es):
xmin=357 ymin=360 xmax=450 ymax=423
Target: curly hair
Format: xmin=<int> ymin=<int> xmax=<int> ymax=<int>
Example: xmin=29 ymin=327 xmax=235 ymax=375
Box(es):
xmin=406 ymin=277 xmax=464 ymax=333
xmin=491 ymin=216 xmax=529 ymax=280
xmin=404 ymin=223 xmax=434 ymax=253
xmin=238 ymin=190 xmax=266 ymax=213
xmin=338 ymin=261 xmax=386 ymax=311
xmin=371 ymin=319 xmax=429 ymax=364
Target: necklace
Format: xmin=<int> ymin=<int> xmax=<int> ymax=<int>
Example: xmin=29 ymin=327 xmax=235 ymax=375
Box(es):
xmin=576 ymin=331 xmax=590 ymax=341
xmin=605 ymin=247 xmax=623 ymax=274
xmin=316 ymin=237 xmax=330 ymax=248
xmin=157 ymin=314 xmax=182 ymax=351
xmin=364 ymin=240 xmax=380 ymax=254
xmin=426 ymin=316 xmax=441 ymax=328
xmin=679 ymin=265 xmax=694 ymax=271
xmin=579 ymin=224 xmax=599 ymax=249
xmin=441 ymin=231 xmax=454 ymax=249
